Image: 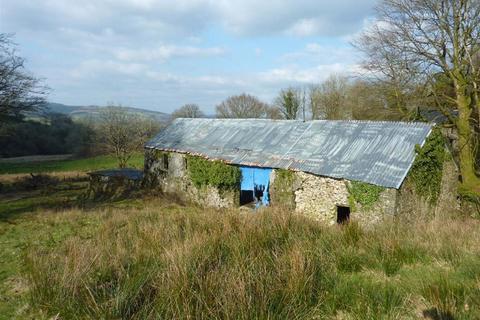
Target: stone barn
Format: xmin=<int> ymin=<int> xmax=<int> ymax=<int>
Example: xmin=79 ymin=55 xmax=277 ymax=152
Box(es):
xmin=144 ymin=118 xmax=439 ymax=224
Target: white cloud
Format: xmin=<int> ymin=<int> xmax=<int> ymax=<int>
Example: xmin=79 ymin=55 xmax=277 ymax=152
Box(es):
xmin=215 ymin=0 xmax=377 ymax=37
xmin=285 ymin=19 xmax=322 ymax=37
xmin=70 ymin=59 xmax=148 ymax=78
xmin=259 ymin=63 xmax=359 ymax=84
xmin=279 ymin=43 xmax=360 ymax=66
xmin=2 ymin=0 xmax=376 ymax=38
xmin=114 ymin=45 xmax=226 ymax=62
xmin=66 ymin=54 xmax=360 ymax=109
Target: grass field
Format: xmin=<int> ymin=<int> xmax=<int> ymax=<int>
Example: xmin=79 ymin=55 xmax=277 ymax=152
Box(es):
xmin=0 ymin=158 xmax=479 ymax=319
xmin=0 ymin=153 xmax=144 ymax=175
xmin=0 ymin=171 xmax=149 ymax=319
xmin=7 ymin=204 xmax=480 ymax=319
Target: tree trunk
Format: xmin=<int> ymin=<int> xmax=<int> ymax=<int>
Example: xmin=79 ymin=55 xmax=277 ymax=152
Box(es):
xmin=455 ymin=85 xmax=480 ymax=196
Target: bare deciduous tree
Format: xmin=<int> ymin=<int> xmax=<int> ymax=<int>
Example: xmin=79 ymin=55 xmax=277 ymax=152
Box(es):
xmin=310 ymin=74 xmax=351 ymax=120
xmin=98 ymin=106 xmax=160 ymax=168
xmin=355 ymin=0 xmax=480 ymax=196
xmin=0 ymin=33 xmax=48 ymax=122
xmin=348 ymin=80 xmax=402 ymax=120
xmin=216 ymin=93 xmax=269 ymax=118
xmin=353 ymin=31 xmax=424 ymax=118
xmin=308 ymin=85 xmax=322 ymax=120
xmin=265 ymin=106 xmax=283 ymax=119
xmin=172 ymin=104 xmax=205 ymax=119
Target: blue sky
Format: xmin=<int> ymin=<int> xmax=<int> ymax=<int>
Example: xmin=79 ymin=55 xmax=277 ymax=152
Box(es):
xmin=0 ymin=0 xmax=377 ymax=114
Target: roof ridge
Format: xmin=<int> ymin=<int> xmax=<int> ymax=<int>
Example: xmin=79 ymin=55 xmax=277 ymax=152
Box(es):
xmin=174 ymin=118 xmax=431 ymax=125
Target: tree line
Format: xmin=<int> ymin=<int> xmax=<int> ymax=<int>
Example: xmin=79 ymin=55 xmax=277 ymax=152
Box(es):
xmin=0 ymin=108 xmax=161 ymax=162
xmin=172 ymin=75 xmax=409 ymax=122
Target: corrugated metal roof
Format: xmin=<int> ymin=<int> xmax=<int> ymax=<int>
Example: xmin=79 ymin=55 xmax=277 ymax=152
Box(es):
xmin=145 ymin=118 xmax=433 ymax=189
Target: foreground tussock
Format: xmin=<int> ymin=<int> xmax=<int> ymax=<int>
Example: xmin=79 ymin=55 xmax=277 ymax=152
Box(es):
xmin=26 ymin=205 xmax=480 ymax=319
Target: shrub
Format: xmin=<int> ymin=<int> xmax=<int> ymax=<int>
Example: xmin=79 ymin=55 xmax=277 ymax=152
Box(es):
xmin=409 ymin=128 xmax=445 ymax=204
xmin=347 ymin=181 xmax=385 ymax=209
xmin=186 ymin=155 xmax=241 ymax=190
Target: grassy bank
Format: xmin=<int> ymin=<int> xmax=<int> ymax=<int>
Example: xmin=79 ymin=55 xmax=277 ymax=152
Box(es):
xmin=23 ymin=205 xmax=480 ymax=319
xmin=0 ymin=153 xmax=144 ymax=175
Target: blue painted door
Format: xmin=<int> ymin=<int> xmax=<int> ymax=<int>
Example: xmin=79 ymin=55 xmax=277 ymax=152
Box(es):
xmin=240 ymin=166 xmax=272 ymax=206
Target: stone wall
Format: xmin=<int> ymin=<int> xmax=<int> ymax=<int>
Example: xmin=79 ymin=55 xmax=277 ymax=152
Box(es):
xmin=85 ymin=175 xmax=141 ymax=200
xmin=145 ymin=150 xmax=398 ymax=222
xmin=144 ymin=150 xmax=237 ymax=208
xmin=269 ymin=169 xmax=298 ymax=210
xmin=270 ymin=170 xmax=397 ymax=224
xmin=294 ymin=172 xmax=349 ymax=223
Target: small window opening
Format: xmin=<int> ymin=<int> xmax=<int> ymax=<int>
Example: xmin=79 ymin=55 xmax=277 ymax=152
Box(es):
xmin=337 ymin=206 xmax=350 ymax=224
xmin=184 ymin=157 xmax=188 ymax=169
xmin=163 ymin=154 xmax=169 ymax=170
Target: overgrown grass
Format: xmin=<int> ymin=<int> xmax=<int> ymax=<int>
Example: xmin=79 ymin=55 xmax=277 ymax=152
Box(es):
xmin=23 ymin=205 xmax=480 ymax=319
xmin=0 ymin=209 xmax=101 ymax=319
xmin=0 ymin=153 xmax=144 ymax=174
xmin=1 ymin=174 xmax=478 ymax=319
xmin=0 ymin=183 xmax=155 ymax=319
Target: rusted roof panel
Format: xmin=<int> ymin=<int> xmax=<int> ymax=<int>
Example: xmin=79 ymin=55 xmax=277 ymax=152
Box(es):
xmin=145 ymin=118 xmax=432 ymax=189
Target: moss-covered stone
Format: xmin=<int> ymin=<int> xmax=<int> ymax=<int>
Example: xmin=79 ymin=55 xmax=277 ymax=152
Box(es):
xmin=409 ymin=128 xmax=445 ymax=204
xmin=143 ymin=149 xmax=168 ymax=188
xmin=347 ymin=181 xmax=385 ymax=210
xmin=85 ymin=175 xmax=141 ymax=200
xmin=270 ymin=169 xmax=296 ymax=209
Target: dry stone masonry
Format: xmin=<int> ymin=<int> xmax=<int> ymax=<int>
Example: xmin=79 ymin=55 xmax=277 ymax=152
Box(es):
xmin=144 ymin=151 xmax=237 ymax=208
xmin=269 ymin=170 xmax=396 ymax=224
xmin=145 ymin=150 xmax=399 ymax=224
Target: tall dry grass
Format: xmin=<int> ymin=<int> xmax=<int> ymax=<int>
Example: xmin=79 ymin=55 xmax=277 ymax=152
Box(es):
xmin=26 ymin=204 xmax=480 ymax=319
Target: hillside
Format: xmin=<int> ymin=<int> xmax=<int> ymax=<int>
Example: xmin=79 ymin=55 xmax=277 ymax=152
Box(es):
xmin=44 ymin=102 xmax=171 ymax=122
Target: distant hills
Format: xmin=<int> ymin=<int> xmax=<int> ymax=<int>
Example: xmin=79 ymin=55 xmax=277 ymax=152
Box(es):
xmin=44 ymin=102 xmax=171 ymax=122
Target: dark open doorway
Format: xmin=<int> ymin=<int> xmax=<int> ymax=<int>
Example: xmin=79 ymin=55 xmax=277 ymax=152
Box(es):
xmin=337 ymin=206 xmax=350 ymax=224
xmin=240 ymin=190 xmax=255 ymax=205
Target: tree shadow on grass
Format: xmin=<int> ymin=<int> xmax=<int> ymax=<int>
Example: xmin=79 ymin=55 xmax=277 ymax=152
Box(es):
xmin=0 ymin=187 xmax=83 ymax=221
xmin=0 ymin=182 xmax=160 ymax=222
